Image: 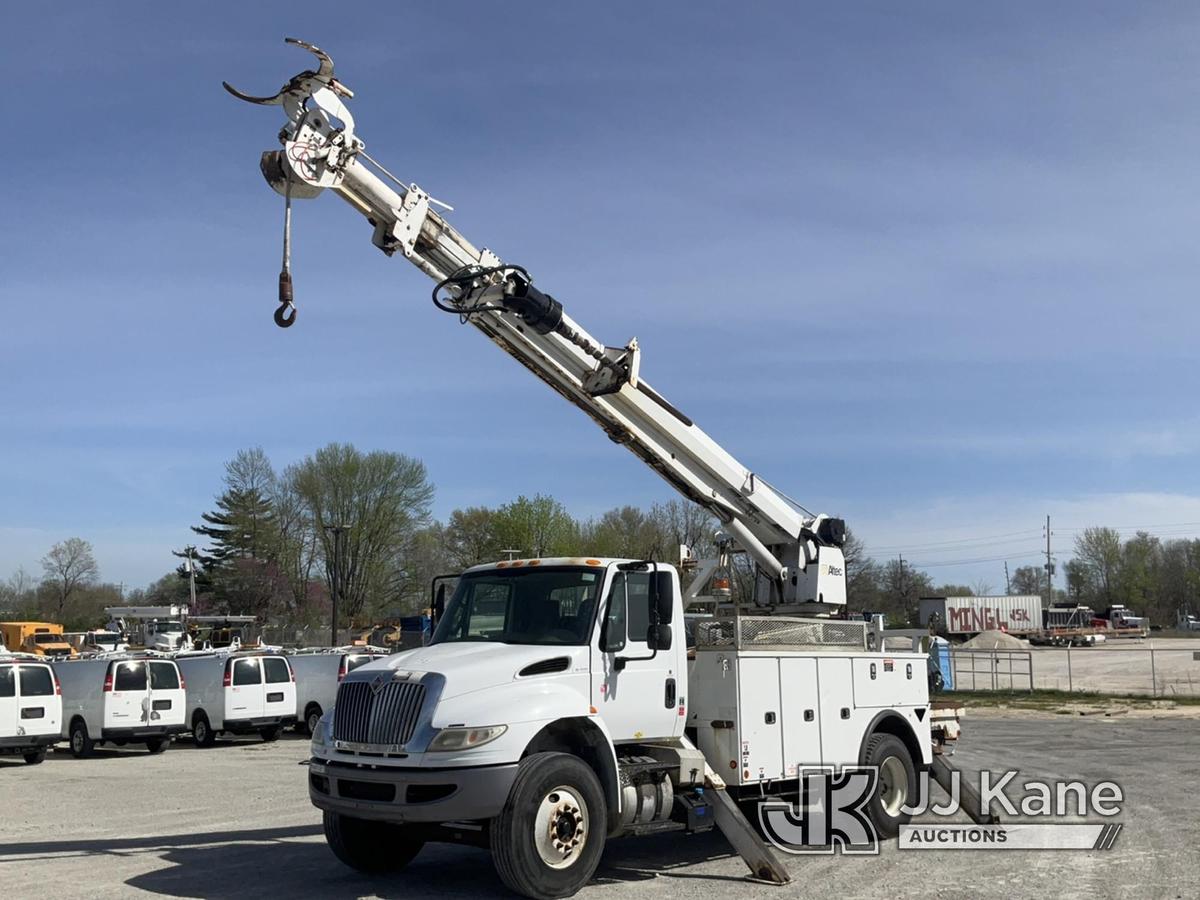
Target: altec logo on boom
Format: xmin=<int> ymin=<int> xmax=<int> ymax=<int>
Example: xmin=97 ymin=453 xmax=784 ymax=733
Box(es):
xmin=759 ymin=767 xmax=1124 ymax=855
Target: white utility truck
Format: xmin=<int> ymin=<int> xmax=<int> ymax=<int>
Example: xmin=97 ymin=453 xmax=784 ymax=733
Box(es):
xmin=176 ymin=650 xmax=297 ymax=746
xmin=288 ymin=648 xmax=387 ymax=736
xmin=52 ymin=656 xmax=187 ymax=756
xmin=105 ymin=606 xmax=191 ymax=652
xmin=225 ymin=40 xmax=976 ymax=900
xmin=0 ymin=656 xmax=62 ymax=764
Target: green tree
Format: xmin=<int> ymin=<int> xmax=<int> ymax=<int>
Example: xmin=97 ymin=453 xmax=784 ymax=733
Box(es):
xmin=1008 ymin=566 xmax=1042 ymax=596
xmin=445 ymin=506 xmax=501 ymax=568
xmin=290 ymin=443 xmax=435 ymax=624
xmin=492 ymin=495 xmax=578 ymax=559
xmin=1072 ymin=527 xmax=1122 ymax=607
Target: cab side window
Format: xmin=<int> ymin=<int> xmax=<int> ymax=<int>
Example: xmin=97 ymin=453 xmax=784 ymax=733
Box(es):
xmin=601 ymin=572 xmax=652 ymax=650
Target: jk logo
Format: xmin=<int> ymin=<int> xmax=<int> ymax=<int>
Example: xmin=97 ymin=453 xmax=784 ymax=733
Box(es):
xmin=758 ymin=766 xmax=880 ymax=855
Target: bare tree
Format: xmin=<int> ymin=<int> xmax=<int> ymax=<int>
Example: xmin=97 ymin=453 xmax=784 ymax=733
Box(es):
xmin=41 ymin=538 xmax=100 ymax=619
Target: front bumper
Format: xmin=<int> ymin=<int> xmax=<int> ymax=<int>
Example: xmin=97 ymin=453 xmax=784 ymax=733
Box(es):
xmin=0 ymin=734 xmax=60 ymax=753
xmin=308 ymin=757 xmax=518 ymax=823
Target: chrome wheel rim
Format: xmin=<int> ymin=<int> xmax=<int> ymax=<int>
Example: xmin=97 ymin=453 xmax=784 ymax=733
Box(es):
xmin=879 ymin=756 xmax=909 ymax=816
xmin=534 ymin=786 xmax=588 ymax=869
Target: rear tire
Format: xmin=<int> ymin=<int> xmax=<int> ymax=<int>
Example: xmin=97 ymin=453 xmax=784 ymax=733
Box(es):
xmin=323 ymin=811 xmax=424 ymax=873
xmin=489 ymin=752 xmax=607 ymax=900
xmin=192 ymin=713 xmax=216 ymax=748
xmin=861 ymin=733 xmax=917 ymax=839
xmin=23 ymin=748 xmax=47 ymax=765
xmin=303 ymin=705 xmax=323 ymax=737
xmin=259 ymin=725 xmax=282 ymax=742
xmin=69 ymin=719 xmax=94 ymax=759
xmin=145 ymin=738 xmax=170 ymax=754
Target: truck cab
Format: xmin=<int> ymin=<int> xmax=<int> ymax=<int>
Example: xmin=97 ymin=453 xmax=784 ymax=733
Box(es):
xmin=309 ymin=558 xmax=929 ymax=899
xmin=0 ymin=622 xmax=77 ymax=658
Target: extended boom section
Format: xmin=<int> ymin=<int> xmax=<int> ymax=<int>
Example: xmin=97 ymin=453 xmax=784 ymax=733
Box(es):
xmin=225 ymin=39 xmax=846 ymax=612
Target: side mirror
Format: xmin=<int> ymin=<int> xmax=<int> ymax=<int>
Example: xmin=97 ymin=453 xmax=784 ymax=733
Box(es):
xmin=653 ymin=572 xmax=675 ymax=625
xmin=646 ymin=624 xmax=673 ymax=651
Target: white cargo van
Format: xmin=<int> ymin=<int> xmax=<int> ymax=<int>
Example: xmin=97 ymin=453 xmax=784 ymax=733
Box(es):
xmin=288 ymin=649 xmax=386 ymax=736
xmin=177 ymin=651 xmax=296 ymax=746
xmin=0 ymin=657 xmax=62 ymax=764
xmin=52 ymin=656 xmax=187 ymax=757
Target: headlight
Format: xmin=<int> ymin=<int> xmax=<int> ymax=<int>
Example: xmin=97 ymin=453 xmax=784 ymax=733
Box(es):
xmin=310 ymin=712 xmax=331 ymax=750
xmin=427 ymin=725 xmax=507 ymax=752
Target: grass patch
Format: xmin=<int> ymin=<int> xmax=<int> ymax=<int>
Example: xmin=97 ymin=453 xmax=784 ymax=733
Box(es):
xmin=941 ymin=688 xmax=1200 ymax=710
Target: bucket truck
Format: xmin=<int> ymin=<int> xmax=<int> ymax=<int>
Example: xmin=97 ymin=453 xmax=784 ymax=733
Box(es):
xmin=224 ymin=40 xmax=974 ymax=900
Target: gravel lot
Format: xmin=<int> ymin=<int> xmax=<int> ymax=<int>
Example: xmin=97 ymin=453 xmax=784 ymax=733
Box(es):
xmin=1 ymin=715 xmax=1196 ymax=900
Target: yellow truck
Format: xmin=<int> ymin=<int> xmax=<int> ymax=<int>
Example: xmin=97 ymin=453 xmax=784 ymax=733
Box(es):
xmin=0 ymin=622 xmax=77 ymax=658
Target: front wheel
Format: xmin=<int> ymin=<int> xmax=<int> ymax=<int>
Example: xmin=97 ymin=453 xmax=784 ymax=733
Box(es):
xmin=489 ymin=752 xmax=607 ymax=900
xmin=862 ymin=733 xmax=917 ymax=839
xmin=23 ymin=748 xmax=47 ymax=765
xmin=323 ymin=812 xmax=424 ymax=874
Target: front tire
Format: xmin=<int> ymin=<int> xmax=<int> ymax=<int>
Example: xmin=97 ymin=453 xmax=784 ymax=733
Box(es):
xmin=23 ymin=748 xmax=47 ymax=765
xmin=862 ymin=733 xmax=917 ymax=839
xmin=69 ymin=719 xmax=94 ymax=759
xmin=489 ymin=752 xmax=607 ymax=900
xmin=323 ymin=811 xmax=424 ymax=874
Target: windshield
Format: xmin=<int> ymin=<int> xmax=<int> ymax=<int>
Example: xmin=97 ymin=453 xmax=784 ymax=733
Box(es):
xmin=91 ymin=633 xmax=120 ymax=646
xmin=33 ymin=633 xmax=66 ymax=644
xmin=156 ymin=622 xmax=184 ymax=633
xmin=432 ymin=567 xmax=602 ymax=646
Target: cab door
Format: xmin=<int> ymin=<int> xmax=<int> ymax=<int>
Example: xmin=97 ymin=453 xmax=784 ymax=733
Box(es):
xmin=0 ymin=665 xmax=18 ymax=739
xmin=260 ymin=657 xmax=295 ymax=721
xmin=148 ymin=661 xmax=185 ymax=730
xmin=226 ymin=657 xmax=264 ymax=721
xmin=592 ymin=569 xmax=681 ymax=742
xmin=106 ymin=660 xmax=150 ymax=731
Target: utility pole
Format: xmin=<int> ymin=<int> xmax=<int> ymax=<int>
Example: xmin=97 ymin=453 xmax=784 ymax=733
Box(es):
xmin=325 ymin=524 xmax=349 ymax=647
xmin=1044 ymin=515 xmax=1053 ymax=608
xmin=897 ymin=554 xmax=907 ymax=622
xmin=1004 ymin=561 xmax=1011 ymax=595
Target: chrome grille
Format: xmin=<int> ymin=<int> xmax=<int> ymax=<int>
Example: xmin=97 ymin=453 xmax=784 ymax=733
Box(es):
xmin=332 ymin=679 xmax=426 ymax=747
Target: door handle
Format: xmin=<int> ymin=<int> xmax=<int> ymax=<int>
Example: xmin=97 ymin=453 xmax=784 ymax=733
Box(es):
xmin=664 ymin=677 xmax=676 ymax=708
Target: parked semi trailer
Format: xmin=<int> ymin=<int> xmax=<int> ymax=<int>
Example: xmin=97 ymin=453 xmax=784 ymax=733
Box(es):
xmin=51 ymin=656 xmax=187 ymax=756
xmin=918 ymin=595 xmax=1042 ymax=636
xmin=225 ymin=40 xmax=981 ymax=899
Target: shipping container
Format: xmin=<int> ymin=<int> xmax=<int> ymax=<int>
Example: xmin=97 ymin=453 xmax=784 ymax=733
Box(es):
xmin=918 ymin=595 xmax=1042 ymax=636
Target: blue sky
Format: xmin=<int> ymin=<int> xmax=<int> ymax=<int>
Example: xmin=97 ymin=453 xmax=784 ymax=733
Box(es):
xmin=4 ymin=3 xmax=1200 ymax=592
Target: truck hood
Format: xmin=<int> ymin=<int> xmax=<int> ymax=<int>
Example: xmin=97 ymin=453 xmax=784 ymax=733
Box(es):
xmin=367 ymin=642 xmax=589 ymax=701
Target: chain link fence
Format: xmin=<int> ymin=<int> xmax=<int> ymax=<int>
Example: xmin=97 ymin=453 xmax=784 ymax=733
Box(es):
xmin=948 ymin=640 xmax=1200 ymax=697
